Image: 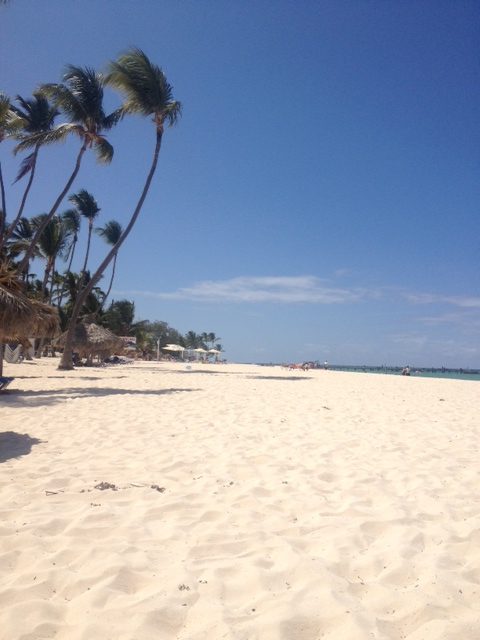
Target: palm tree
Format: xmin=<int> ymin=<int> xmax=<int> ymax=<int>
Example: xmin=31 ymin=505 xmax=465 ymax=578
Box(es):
xmin=58 ymin=49 xmax=181 ymax=369
xmin=60 ymin=270 xmax=105 ymax=327
xmin=208 ymin=332 xmax=220 ymax=349
xmin=6 ymin=217 xmax=39 ymax=277
xmin=17 ymin=65 xmax=120 ymax=273
xmin=68 ymin=189 xmax=100 ymax=272
xmin=0 ymin=93 xmax=58 ymax=249
xmin=54 ymin=207 xmax=81 ymax=308
xmin=185 ymin=330 xmax=202 ymax=348
xmin=33 ymin=214 xmax=70 ymax=302
xmin=61 ymin=208 xmax=81 ymax=274
xmin=95 ymin=219 xmax=123 ymax=307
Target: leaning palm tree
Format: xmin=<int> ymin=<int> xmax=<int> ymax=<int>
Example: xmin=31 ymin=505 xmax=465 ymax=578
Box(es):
xmin=17 ymin=66 xmax=120 ymax=273
xmin=68 ymin=189 xmax=100 ymax=273
xmin=95 ymin=219 xmax=123 ymax=307
xmin=58 ymin=49 xmax=181 ymax=369
xmin=0 ymin=93 xmax=58 ymax=250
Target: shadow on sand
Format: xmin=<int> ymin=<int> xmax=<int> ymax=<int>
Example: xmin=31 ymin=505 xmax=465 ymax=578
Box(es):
xmin=247 ymin=375 xmax=313 ymax=381
xmin=12 ymin=375 xmax=129 ymax=381
xmin=0 ymin=431 xmax=44 ymax=463
xmin=1 ymin=387 xmax=199 ymax=408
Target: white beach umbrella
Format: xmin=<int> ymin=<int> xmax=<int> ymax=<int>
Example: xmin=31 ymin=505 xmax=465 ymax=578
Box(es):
xmin=162 ymin=344 xmax=185 ymax=352
xmin=192 ymin=347 xmax=208 ymax=361
xmin=208 ymin=348 xmax=221 ymax=354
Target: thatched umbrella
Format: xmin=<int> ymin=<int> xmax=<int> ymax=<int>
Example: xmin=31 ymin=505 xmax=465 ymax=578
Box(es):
xmin=0 ymin=263 xmax=59 ymax=375
xmin=54 ymin=322 xmax=122 ymax=364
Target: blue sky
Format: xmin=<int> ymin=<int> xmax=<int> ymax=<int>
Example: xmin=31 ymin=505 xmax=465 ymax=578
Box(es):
xmin=1 ymin=1 xmax=479 ymax=366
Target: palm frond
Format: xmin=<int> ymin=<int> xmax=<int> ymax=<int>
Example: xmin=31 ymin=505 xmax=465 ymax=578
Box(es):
xmin=96 ymin=219 xmax=123 ymax=245
xmin=13 ymin=152 xmax=36 ymax=183
xmin=13 ymin=123 xmax=81 ymax=153
xmin=0 ymin=93 xmax=11 ymax=122
xmin=61 ymin=208 xmax=81 ymax=233
xmin=163 ymin=100 xmax=182 ymax=127
xmin=40 ymin=82 xmax=86 ymax=123
xmin=93 ymin=136 xmax=114 ymax=163
xmin=103 ymin=106 xmax=125 ymax=130
xmin=0 ymin=93 xmax=23 ymax=140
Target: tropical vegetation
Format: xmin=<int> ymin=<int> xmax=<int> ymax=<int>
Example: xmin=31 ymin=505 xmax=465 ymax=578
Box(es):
xmin=0 ymin=48 xmax=223 ymax=372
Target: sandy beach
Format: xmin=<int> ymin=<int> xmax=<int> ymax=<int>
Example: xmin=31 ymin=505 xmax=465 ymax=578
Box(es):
xmin=0 ymin=358 xmax=479 ymax=639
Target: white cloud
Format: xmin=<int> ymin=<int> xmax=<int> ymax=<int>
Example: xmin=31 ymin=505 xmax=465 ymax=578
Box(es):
xmin=125 ymin=275 xmax=376 ymax=304
xmin=404 ymin=292 xmax=480 ymax=308
xmin=118 ymin=277 xmax=479 ymax=311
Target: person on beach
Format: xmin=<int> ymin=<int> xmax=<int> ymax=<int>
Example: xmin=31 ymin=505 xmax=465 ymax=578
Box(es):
xmin=402 ymin=366 xmax=411 ymax=376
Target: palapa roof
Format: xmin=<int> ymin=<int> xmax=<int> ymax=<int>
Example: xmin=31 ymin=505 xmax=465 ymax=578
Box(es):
xmin=0 ymin=263 xmax=60 ymax=341
xmin=54 ymin=322 xmax=122 ymax=354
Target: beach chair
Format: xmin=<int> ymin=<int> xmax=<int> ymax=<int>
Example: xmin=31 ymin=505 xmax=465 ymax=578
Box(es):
xmin=0 ymin=377 xmax=14 ymax=392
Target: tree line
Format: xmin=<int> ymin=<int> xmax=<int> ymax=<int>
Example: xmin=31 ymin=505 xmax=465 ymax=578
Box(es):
xmin=104 ymin=299 xmax=222 ymax=358
xmin=1 ymin=48 xmax=189 ymax=370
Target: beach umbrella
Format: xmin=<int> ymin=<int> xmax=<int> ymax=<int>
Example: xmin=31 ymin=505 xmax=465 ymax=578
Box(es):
xmin=54 ymin=322 xmax=122 ymax=363
xmin=162 ymin=344 xmax=184 ymax=352
xmin=0 ymin=262 xmax=60 ymax=375
xmin=208 ymin=348 xmax=221 ymax=354
xmin=0 ymin=263 xmax=60 ymax=342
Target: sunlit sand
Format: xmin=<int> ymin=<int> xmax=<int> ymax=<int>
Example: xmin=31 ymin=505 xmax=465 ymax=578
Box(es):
xmin=1 ymin=358 xmax=479 ymax=639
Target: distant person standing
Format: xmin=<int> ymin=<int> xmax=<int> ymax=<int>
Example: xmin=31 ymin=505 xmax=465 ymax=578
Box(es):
xmin=401 ymin=366 xmax=411 ymax=376
xmin=324 ymin=360 xmax=329 ymax=370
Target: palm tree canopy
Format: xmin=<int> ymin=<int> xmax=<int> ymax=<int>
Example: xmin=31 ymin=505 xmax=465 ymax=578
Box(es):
xmin=106 ymin=48 xmax=181 ymax=128
xmin=62 ymin=208 xmax=81 ymax=237
xmin=6 ymin=217 xmax=36 ymax=259
xmin=33 ymin=214 xmax=70 ymax=263
xmin=10 ymin=93 xmax=58 ymax=135
xmin=0 ymin=92 xmax=22 ymax=142
xmin=45 ymin=66 xmax=118 ymax=130
xmin=68 ymin=189 xmax=100 ymax=222
xmin=0 ymin=93 xmax=12 ymax=141
xmin=9 ymin=93 xmax=58 ymax=182
xmin=17 ymin=66 xmax=121 ymax=163
xmin=96 ymin=219 xmax=123 ymax=246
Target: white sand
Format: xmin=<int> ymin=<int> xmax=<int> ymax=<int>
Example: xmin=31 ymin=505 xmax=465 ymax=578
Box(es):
xmin=0 ymin=358 xmax=479 ymax=639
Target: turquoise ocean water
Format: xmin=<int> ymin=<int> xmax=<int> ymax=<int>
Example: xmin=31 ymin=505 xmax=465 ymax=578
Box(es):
xmin=328 ymin=367 xmax=480 ymax=382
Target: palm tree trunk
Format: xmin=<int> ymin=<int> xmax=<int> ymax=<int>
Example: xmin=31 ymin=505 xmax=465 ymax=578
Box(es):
xmin=0 ymin=145 xmax=39 ymax=250
xmin=58 ymin=130 xmax=163 ymax=370
xmin=66 ymin=238 xmax=77 ymax=274
xmin=56 ymin=237 xmax=77 ymax=308
xmin=0 ymin=162 xmax=6 ymax=240
xmin=0 ymin=343 xmax=4 ymax=377
xmin=19 ymin=140 xmax=87 ymax=274
xmin=101 ymin=252 xmax=117 ymax=310
xmin=48 ymin=258 xmax=56 ymax=304
xmin=81 ymin=223 xmax=93 ymax=273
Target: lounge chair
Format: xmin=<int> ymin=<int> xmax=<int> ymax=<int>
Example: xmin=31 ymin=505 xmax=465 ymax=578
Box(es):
xmin=0 ymin=377 xmax=14 ymax=392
